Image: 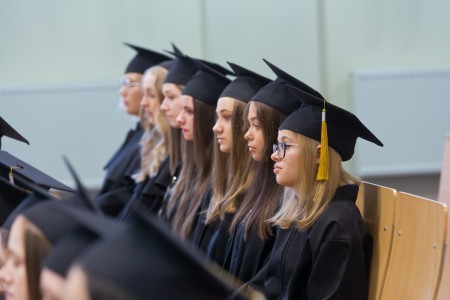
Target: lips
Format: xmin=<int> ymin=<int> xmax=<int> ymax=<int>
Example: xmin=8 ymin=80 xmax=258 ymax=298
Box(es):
xmin=273 ymin=164 xmax=282 ymax=174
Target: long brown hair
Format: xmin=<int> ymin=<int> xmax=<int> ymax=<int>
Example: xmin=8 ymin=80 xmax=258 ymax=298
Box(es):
xmin=206 ymin=99 xmax=253 ymax=222
xmin=171 ymin=99 xmax=216 ymax=239
xmin=23 ymin=216 xmax=52 ymax=300
xmin=270 ymin=134 xmax=360 ymax=229
xmin=229 ymin=101 xmax=286 ymax=240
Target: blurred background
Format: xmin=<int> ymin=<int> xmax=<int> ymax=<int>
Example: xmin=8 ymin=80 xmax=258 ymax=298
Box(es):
xmin=1 ymin=0 xmax=449 ymax=198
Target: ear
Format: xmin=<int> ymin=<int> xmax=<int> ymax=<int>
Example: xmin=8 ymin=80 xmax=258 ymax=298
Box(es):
xmin=316 ymin=144 xmax=321 ymax=164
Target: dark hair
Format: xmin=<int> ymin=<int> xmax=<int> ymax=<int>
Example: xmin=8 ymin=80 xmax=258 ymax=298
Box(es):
xmin=172 ymin=99 xmax=216 ymax=239
xmin=229 ymin=101 xmax=286 ymax=240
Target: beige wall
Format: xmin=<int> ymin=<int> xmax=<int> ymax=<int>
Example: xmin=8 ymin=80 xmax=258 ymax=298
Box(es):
xmin=1 ymin=0 xmax=448 ymax=193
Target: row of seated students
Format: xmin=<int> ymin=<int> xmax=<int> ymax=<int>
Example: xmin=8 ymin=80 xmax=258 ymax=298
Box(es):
xmin=0 ymin=42 xmax=383 ymax=300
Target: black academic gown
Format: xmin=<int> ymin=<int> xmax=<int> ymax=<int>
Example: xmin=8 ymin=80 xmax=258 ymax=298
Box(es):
xmin=117 ymin=156 xmax=172 ymax=221
xmin=159 ymin=161 xmax=182 ymax=223
xmin=224 ymin=222 xmax=275 ymax=284
xmin=95 ymin=122 xmax=144 ymax=216
xmin=248 ymin=185 xmax=372 ymax=300
xmin=190 ymin=192 xmax=233 ymax=267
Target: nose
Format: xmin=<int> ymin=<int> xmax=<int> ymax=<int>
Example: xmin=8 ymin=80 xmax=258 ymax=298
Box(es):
xmin=271 ymin=149 xmax=280 ymax=162
xmin=140 ymin=97 xmax=148 ymax=107
xmin=212 ymin=120 xmax=221 ymax=134
xmin=244 ymin=128 xmax=252 ymax=141
xmin=176 ymin=111 xmax=184 ymax=125
xmin=160 ymin=98 xmax=169 ymax=111
xmin=119 ymin=86 xmax=127 ymax=97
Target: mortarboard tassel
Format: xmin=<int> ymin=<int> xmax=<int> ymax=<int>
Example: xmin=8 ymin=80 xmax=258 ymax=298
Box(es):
xmin=317 ymin=102 xmax=329 ymax=180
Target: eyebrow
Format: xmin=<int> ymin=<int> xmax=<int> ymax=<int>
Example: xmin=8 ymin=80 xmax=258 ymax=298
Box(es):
xmin=279 ymin=135 xmax=294 ymax=142
xmin=216 ymin=109 xmax=232 ymax=114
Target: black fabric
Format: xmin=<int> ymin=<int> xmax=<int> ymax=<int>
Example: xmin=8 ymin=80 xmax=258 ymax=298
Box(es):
xmin=250 ymin=59 xmax=323 ymax=116
xmin=0 ymin=116 xmax=29 ymax=147
xmin=0 ymin=150 xmax=73 ymax=192
xmin=182 ymin=58 xmax=231 ymax=106
xmin=190 ymin=191 xmax=233 ymax=267
xmin=124 ymin=43 xmax=171 ymax=74
xmin=248 ymin=185 xmax=372 ymax=300
xmin=77 ymin=212 xmax=235 ymax=300
xmin=224 ymin=224 xmax=275 ymax=284
xmin=220 ymin=62 xmax=271 ymax=103
xmin=118 ymin=156 xmax=172 ymax=221
xmin=0 ymin=177 xmax=29 ymax=226
xmin=96 ymin=123 xmax=144 ymax=216
xmin=280 ymin=85 xmax=383 ymax=161
xmin=159 ymin=161 xmax=182 ymax=222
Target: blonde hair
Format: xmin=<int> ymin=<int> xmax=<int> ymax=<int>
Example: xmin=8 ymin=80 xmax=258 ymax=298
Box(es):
xmin=135 ymin=66 xmax=170 ymax=182
xmin=270 ymin=134 xmax=360 ymax=229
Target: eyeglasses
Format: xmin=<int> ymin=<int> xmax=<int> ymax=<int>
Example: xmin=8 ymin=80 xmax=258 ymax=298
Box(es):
xmin=120 ymin=78 xmax=141 ymax=88
xmin=273 ymin=142 xmax=299 ymax=159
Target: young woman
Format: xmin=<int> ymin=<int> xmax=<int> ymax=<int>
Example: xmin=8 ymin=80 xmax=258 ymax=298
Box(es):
xmin=259 ymin=85 xmax=382 ymax=299
xmin=117 ymin=62 xmax=175 ymax=220
xmin=197 ymin=62 xmax=270 ymax=266
xmin=169 ymin=58 xmax=231 ymax=241
xmin=223 ymin=59 xmax=325 ymax=284
xmin=96 ymin=44 xmax=171 ymax=216
xmin=158 ymin=46 xmax=199 ymax=222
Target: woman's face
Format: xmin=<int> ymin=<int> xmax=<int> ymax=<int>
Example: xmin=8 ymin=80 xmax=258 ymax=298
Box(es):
xmin=0 ymin=216 xmax=30 ymax=300
xmin=119 ymin=72 xmax=143 ymax=116
xmin=40 ymin=268 xmax=65 ymax=300
xmin=161 ymin=83 xmax=182 ymax=128
xmin=244 ymin=102 xmax=265 ymax=161
xmin=0 ymin=231 xmax=10 ymax=296
xmin=213 ymin=97 xmax=234 ymax=153
xmin=64 ymin=266 xmax=90 ymax=300
xmin=140 ymin=72 xmax=161 ymax=125
xmin=271 ymin=129 xmax=300 ymax=188
xmin=176 ymin=95 xmax=195 ymax=141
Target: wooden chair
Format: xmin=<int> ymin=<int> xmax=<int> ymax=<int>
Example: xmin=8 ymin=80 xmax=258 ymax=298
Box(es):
xmin=437 ymin=134 xmax=450 ymax=300
xmin=381 ymin=192 xmax=448 ymax=300
xmin=356 ymin=181 xmax=397 ymax=300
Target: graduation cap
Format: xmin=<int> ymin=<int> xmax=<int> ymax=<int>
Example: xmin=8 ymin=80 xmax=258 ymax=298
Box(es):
xmin=75 ymin=211 xmax=237 ymax=300
xmin=0 ymin=117 xmax=29 ymax=149
xmin=2 ymin=179 xmax=56 ymax=230
xmin=164 ymin=43 xmax=233 ymax=86
xmin=280 ymin=84 xmax=383 ymax=179
xmin=42 ymin=205 xmax=125 ymax=277
xmin=124 ymin=43 xmax=172 ymax=74
xmin=182 ymin=58 xmax=231 ymax=106
xmin=0 ymin=177 xmax=29 ymax=226
xmin=0 ymin=150 xmax=73 ymax=192
xmin=251 ymin=59 xmax=324 ymax=115
xmin=219 ymin=62 xmax=272 ymax=103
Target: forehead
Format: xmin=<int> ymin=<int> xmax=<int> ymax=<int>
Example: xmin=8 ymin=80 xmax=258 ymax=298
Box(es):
xmin=248 ymin=101 xmax=258 ymax=118
xmin=123 ymin=72 xmax=141 ymax=81
xmin=142 ymin=72 xmax=156 ymax=87
xmin=162 ymin=83 xmax=181 ymax=94
xmin=278 ymin=129 xmax=297 ymax=141
xmin=217 ymin=97 xmax=235 ymax=112
xmin=180 ymin=95 xmax=194 ymax=107
xmin=8 ymin=215 xmax=27 ymax=257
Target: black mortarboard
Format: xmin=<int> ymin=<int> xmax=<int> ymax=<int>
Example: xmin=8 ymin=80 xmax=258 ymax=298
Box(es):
xmin=280 ymin=84 xmax=383 ymax=162
xmin=2 ymin=179 xmax=55 ymax=229
xmin=76 ymin=213 xmax=235 ymax=300
xmin=251 ymin=59 xmax=324 ymax=115
xmin=0 ymin=150 xmax=73 ymax=192
xmin=182 ymin=58 xmax=231 ymax=106
xmin=0 ymin=117 xmax=29 ymax=149
xmin=164 ymin=43 xmax=233 ymax=86
xmin=42 ymin=205 xmax=125 ymax=277
xmin=0 ymin=177 xmax=29 ymax=225
xmin=124 ymin=43 xmax=172 ymax=74
xmin=21 ymin=201 xmax=84 ymax=244
xmin=219 ymin=62 xmax=272 ymax=103
xmin=158 ymin=59 xmax=176 ymax=71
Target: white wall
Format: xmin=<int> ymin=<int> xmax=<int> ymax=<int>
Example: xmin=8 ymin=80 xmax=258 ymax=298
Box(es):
xmin=1 ymin=0 xmax=449 ymax=192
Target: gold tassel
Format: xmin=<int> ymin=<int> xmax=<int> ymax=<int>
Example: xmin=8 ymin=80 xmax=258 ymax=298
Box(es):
xmin=317 ymin=103 xmax=329 ymax=181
